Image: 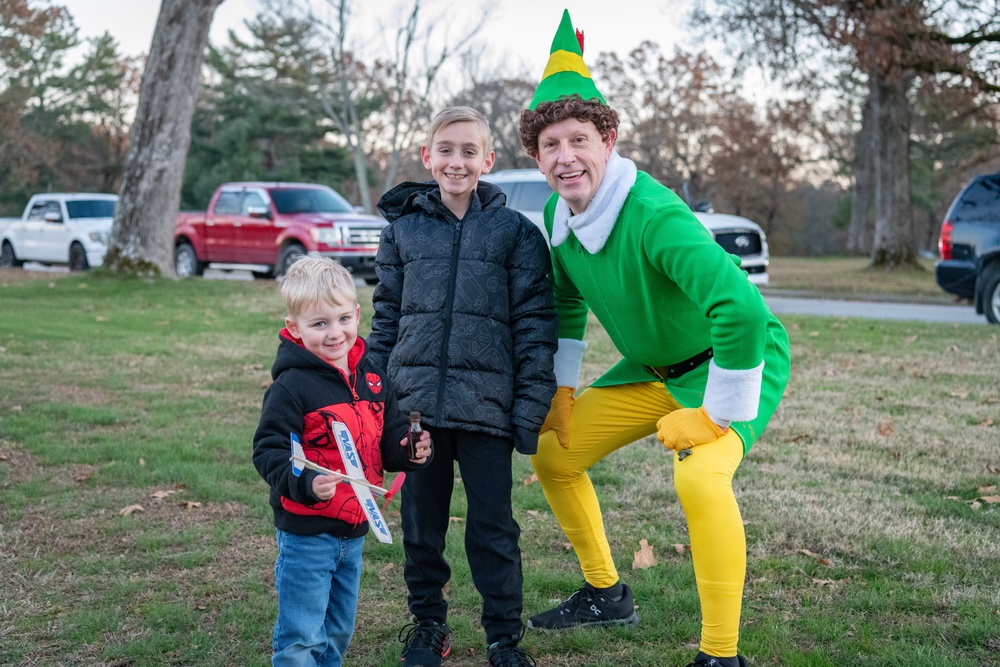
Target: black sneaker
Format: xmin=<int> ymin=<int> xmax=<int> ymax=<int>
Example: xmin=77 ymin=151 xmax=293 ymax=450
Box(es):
xmin=399 ymin=620 xmax=451 ymax=667
xmin=685 ymin=651 xmax=748 ymax=667
xmin=526 ymin=582 xmax=639 ymax=630
xmin=486 ymin=635 xmax=536 ymax=667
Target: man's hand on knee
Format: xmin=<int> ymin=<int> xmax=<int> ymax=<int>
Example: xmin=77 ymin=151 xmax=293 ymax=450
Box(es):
xmin=656 ymin=406 xmax=727 ymax=451
xmin=541 ymin=386 xmax=575 ymax=448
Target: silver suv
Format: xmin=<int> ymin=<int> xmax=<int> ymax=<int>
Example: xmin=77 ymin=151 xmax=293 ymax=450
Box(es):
xmin=485 ymin=169 xmax=769 ymax=285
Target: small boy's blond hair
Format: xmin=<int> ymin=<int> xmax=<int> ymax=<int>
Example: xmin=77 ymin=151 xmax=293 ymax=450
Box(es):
xmin=280 ymin=253 xmax=357 ymax=317
xmin=428 ymin=106 xmax=493 ymax=153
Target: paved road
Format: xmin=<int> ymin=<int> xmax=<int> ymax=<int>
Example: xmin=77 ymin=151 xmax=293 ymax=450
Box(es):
xmin=764 ymin=295 xmax=987 ymax=325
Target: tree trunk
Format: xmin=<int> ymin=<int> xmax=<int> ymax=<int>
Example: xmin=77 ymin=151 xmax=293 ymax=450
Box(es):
xmin=869 ymin=69 xmax=919 ymax=269
xmin=847 ymin=96 xmax=873 ymax=255
xmin=104 ymin=0 xmax=224 ymax=276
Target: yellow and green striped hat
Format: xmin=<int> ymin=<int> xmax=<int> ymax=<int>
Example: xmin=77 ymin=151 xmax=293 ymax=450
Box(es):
xmin=528 ymin=9 xmax=606 ymax=110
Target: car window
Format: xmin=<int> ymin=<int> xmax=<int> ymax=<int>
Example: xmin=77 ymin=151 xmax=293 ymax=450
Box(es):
xmin=214 ymin=192 xmax=242 ymax=215
xmin=954 ymin=175 xmax=1000 ymax=223
xmin=66 ymin=200 xmax=116 ymax=219
xmin=518 ymin=181 xmax=555 ymax=212
xmin=241 ymin=191 xmax=267 ymax=214
xmin=27 ymin=201 xmax=61 ymax=221
xmin=271 ymin=188 xmax=353 ymax=214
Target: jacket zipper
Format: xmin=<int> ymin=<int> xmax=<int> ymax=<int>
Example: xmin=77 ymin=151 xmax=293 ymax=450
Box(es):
xmin=436 ymin=215 xmax=463 ymax=412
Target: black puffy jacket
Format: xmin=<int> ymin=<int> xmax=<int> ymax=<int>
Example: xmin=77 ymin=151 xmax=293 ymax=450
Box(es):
xmin=368 ymin=180 xmax=557 ymax=453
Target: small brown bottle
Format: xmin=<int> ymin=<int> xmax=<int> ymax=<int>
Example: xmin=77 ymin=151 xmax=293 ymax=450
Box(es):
xmin=407 ymin=411 xmax=422 ymax=459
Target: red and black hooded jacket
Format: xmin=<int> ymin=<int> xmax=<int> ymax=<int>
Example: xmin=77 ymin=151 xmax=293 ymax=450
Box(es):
xmin=252 ymin=328 xmax=423 ymax=538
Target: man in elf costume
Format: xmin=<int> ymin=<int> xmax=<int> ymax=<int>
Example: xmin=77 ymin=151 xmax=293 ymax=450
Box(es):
xmin=518 ymin=10 xmax=791 ymax=667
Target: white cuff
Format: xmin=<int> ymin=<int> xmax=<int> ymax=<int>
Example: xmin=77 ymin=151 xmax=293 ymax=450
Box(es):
xmin=553 ymin=338 xmax=587 ymax=388
xmin=702 ymin=358 xmax=763 ymax=424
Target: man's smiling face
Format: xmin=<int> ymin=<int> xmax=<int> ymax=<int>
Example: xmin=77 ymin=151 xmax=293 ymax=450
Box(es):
xmin=534 ymin=117 xmax=615 ymax=215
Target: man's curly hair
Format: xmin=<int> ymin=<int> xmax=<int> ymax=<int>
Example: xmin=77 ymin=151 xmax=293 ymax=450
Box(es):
xmin=519 ymin=95 xmax=620 ymax=157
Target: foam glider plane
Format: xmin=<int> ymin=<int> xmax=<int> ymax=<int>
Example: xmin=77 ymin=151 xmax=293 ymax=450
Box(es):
xmin=290 ymin=427 xmax=393 ymax=544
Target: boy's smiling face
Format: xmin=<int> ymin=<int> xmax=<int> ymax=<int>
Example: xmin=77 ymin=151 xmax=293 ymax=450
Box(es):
xmin=421 ymin=120 xmax=495 ymax=216
xmin=285 ymin=299 xmax=360 ymax=371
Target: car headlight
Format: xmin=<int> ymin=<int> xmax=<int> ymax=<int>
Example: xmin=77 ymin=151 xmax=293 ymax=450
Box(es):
xmin=311 ymin=227 xmax=343 ymax=246
xmin=89 ymin=230 xmax=110 ymax=244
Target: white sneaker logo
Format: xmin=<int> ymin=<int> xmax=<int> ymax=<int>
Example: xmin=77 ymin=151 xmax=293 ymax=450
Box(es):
xmin=589 ymin=604 xmax=601 ymax=616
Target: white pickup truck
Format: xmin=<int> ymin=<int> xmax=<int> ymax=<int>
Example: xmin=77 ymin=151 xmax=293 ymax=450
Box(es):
xmin=0 ymin=193 xmax=118 ymax=271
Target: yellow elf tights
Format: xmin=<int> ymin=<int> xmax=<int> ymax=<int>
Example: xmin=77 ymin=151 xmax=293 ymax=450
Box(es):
xmin=531 ymin=381 xmax=746 ymax=657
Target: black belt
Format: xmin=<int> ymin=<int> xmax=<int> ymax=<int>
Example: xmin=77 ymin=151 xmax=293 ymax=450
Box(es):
xmin=642 ymin=347 xmax=714 ymax=381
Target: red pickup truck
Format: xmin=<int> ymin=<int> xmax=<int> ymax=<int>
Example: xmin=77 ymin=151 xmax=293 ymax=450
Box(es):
xmin=173 ymin=182 xmax=388 ymax=281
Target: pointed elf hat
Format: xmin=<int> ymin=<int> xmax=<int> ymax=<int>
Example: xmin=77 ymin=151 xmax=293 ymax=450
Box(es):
xmin=527 ymin=9 xmax=606 ymax=110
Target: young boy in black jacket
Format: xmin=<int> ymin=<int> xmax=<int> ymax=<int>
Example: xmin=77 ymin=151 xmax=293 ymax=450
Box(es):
xmin=253 ymin=253 xmax=431 ymax=667
xmin=367 ymin=106 xmax=558 ymax=667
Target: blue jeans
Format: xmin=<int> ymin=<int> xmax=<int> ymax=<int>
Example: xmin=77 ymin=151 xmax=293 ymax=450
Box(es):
xmin=272 ymin=530 xmax=365 ymax=667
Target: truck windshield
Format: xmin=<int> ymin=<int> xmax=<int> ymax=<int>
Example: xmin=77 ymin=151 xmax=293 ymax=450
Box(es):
xmin=66 ymin=200 xmax=117 ymax=219
xmin=271 ymin=188 xmax=353 ymax=214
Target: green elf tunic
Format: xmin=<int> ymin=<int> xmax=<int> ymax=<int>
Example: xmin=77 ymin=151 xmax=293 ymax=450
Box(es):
xmin=545 ymin=156 xmax=790 ymax=452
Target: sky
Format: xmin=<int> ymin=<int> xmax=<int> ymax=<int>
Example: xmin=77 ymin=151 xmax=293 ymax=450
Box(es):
xmin=60 ymin=0 xmax=697 ymax=81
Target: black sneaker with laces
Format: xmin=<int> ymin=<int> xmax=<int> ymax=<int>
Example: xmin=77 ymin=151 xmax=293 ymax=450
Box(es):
xmin=684 ymin=651 xmax=748 ymax=667
xmin=399 ymin=620 xmax=451 ymax=667
xmin=526 ymin=582 xmax=639 ymax=631
xmin=486 ymin=635 xmax=536 ymax=667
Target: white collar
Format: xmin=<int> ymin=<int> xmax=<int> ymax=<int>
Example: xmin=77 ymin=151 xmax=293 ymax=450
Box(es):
xmin=550 ymin=151 xmax=637 ymax=253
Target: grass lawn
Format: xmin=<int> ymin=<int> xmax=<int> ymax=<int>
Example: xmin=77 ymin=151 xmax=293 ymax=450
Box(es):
xmin=0 ymin=264 xmax=997 ymax=667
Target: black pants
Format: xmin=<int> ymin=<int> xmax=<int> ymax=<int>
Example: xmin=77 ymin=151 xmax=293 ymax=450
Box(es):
xmin=401 ymin=428 xmax=523 ymax=643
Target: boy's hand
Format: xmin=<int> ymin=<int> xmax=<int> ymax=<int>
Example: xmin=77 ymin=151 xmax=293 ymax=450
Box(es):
xmin=401 ymin=430 xmax=432 ymax=464
xmin=656 ymin=406 xmax=727 ymax=451
xmin=541 ymin=386 xmax=575 ymax=448
xmin=311 ymin=474 xmax=341 ymax=501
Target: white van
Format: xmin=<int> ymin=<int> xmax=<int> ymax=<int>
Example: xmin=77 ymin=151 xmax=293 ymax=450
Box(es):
xmin=485 ymin=169 xmax=769 ymax=285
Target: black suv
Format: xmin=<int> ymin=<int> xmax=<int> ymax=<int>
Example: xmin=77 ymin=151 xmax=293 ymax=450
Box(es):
xmin=935 ymin=171 xmax=1000 ymax=323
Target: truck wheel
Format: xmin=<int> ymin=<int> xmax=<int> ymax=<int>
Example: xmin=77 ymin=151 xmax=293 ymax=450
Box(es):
xmin=276 ymin=244 xmax=305 ymax=278
xmin=981 ymin=266 xmax=1000 ymax=325
xmin=1 ymin=241 xmax=22 ymax=268
xmin=174 ymin=242 xmax=205 ymax=278
xmin=69 ymin=242 xmax=90 ymax=271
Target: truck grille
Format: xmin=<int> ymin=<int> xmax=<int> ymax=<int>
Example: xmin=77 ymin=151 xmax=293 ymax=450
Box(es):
xmin=714 ymin=230 xmax=763 ymax=256
xmin=344 ymin=227 xmax=384 ymax=246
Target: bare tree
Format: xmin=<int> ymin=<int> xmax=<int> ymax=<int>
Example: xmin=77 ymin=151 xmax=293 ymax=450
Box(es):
xmin=103 ymin=0 xmax=224 ymax=276
xmin=272 ymin=0 xmax=489 ymax=211
xmin=694 ymin=0 xmax=1000 ymax=269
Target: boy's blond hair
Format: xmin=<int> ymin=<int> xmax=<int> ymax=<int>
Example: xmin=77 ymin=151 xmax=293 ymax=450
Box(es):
xmin=428 ymin=106 xmax=493 ymax=153
xmin=280 ymin=253 xmax=357 ymax=316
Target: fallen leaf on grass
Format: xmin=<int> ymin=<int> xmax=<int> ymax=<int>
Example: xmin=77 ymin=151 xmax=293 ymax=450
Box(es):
xmin=970 ymin=500 xmax=982 ymax=511
xmin=978 ymin=419 xmax=994 ymax=428
xmin=524 ymin=472 xmax=537 ymax=485
xmin=11 ymin=405 xmax=21 ymax=412
xmin=73 ymin=470 xmax=92 ymax=483
xmin=978 ymin=495 xmax=1000 ymax=504
xmin=181 ymin=501 xmax=202 ymax=510
xmin=261 ymin=379 xmax=273 ymax=389
xmin=525 ymin=510 xmax=540 ymax=518
xmin=0 ymin=453 xmax=8 ymax=461
xmin=797 ymin=548 xmax=833 ymax=566
xmin=119 ymin=504 xmax=144 ymax=516
xmin=877 ymin=417 xmax=893 ymax=437
xmin=632 ymin=539 xmax=658 ymax=570
xmin=150 ymin=489 xmax=177 ymax=499
xmin=812 ymin=578 xmax=848 ymax=587
xmin=673 ymin=544 xmax=690 ymax=555
xmin=448 ymin=516 xmax=463 ymax=524
xmin=95 ymin=316 xmax=108 ymax=322
xmin=988 ymin=464 xmax=1000 ymax=475
xmin=979 ymin=485 xmax=997 ymax=494
xmin=950 ymin=391 xmax=969 ymax=399
xmin=903 ymin=335 xmax=918 ymax=344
